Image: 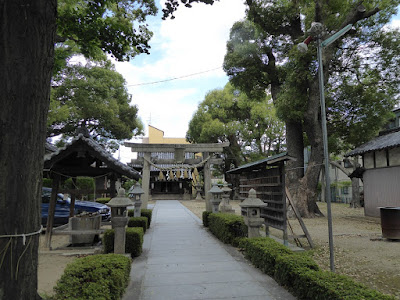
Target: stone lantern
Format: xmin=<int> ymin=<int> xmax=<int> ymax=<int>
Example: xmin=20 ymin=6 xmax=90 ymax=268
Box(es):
xmin=195 ymin=182 xmax=203 ymax=200
xmin=239 ymin=188 xmax=266 ymax=238
xmin=209 ymin=184 xmax=223 ymax=213
xmin=128 ymin=182 xmax=144 ymax=217
xmin=220 ymin=182 xmax=235 ymax=214
xmin=107 ymin=188 xmax=131 ymax=254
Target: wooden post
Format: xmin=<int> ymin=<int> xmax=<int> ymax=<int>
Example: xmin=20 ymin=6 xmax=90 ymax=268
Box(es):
xmin=110 ymin=174 xmax=116 ymax=198
xmin=203 ymin=152 xmax=212 ymax=211
xmin=45 ymin=175 xmax=60 ymax=249
xmin=142 ymin=152 xmax=151 ymax=209
xmin=69 ymin=177 xmax=77 ymax=218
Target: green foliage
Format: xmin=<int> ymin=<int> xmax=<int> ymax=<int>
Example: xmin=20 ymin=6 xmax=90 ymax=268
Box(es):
xmin=274 ymin=252 xmax=320 ymax=287
xmin=56 ymin=0 xmax=158 ymax=61
xmin=223 ymin=0 xmax=400 ymax=155
xmin=140 ymin=209 xmax=152 ymax=228
xmin=187 ymin=82 xmax=285 ymax=170
xmin=202 ymin=211 xmax=212 ymax=227
xmin=239 ymin=237 xmax=293 ymax=276
xmin=103 ymin=227 xmax=144 ymax=258
xmin=127 ymin=209 xmax=153 ymax=228
xmin=43 ymin=178 xmax=53 ymax=188
xmin=122 ymin=179 xmax=136 ymax=192
xmin=48 ymin=60 xmax=143 ymax=151
xmin=294 ymin=269 xmax=395 ymax=300
xmin=95 ymin=198 xmax=111 ymax=205
xmin=63 ymin=177 xmax=95 ymax=190
xmin=54 ymin=254 xmax=131 ymax=300
xmin=208 ymin=213 xmax=247 ymax=245
xmin=239 ymin=237 xmax=394 ymax=300
xmin=127 ymin=217 xmax=148 ymax=233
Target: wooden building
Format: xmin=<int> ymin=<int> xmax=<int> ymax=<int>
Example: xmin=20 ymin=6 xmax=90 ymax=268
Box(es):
xmin=346 ymin=128 xmax=400 ymax=217
xmin=43 ymin=131 xmax=140 ymax=247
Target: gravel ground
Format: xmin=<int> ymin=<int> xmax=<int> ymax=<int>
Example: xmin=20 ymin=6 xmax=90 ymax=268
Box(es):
xmin=180 ymin=200 xmax=400 ymax=299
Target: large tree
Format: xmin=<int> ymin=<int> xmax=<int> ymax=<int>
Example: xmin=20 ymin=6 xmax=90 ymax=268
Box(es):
xmin=222 ymin=1 xmax=400 ymax=216
xmin=163 ymin=0 xmax=400 ymax=216
xmin=187 ymin=83 xmax=285 ymax=171
xmin=48 ymin=59 xmax=143 ymax=151
xmin=0 ymin=0 xmax=157 ymax=298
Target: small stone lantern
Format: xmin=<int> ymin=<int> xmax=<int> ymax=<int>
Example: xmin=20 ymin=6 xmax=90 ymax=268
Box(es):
xmin=128 ymin=182 xmax=144 ymax=217
xmin=239 ymin=188 xmax=266 ymax=238
xmin=107 ymin=188 xmax=131 ymax=254
xmin=195 ymin=182 xmax=203 ymax=200
xmin=220 ymin=182 xmax=235 ymax=214
xmin=209 ymin=184 xmax=223 ymax=213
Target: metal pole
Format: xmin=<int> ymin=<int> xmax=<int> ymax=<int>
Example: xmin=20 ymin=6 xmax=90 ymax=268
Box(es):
xmin=317 ymin=37 xmax=335 ymax=272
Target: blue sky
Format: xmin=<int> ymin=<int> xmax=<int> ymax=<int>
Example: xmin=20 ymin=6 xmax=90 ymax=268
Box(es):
xmin=114 ymin=1 xmax=400 ymax=163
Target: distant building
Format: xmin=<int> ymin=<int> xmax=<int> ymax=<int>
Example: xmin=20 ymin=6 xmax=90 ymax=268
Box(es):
xmin=142 ymin=125 xmax=189 ymax=145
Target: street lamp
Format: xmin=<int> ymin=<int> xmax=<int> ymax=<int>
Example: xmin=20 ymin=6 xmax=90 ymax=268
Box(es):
xmin=298 ymin=22 xmax=352 ymax=272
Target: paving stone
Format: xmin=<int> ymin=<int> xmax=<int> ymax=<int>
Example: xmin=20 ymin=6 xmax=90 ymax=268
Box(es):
xmin=122 ymin=200 xmax=296 ymax=300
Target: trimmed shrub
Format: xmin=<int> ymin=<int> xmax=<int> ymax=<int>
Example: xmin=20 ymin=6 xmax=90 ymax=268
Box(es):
xmin=239 ymin=237 xmax=292 ymax=276
xmin=103 ymin=227 xmax=144 ymax=258
xmin=54 ymin=254 xmax=131 ymax=300
xmin=95 ymin=198 xmax=111 ymax=205
xmin=274 ymin=252 xmax=320 ymax=287
xmin=140 ymin=209 xmax=152 ymax=228
xmin=202 ymin=211 xmax=212 ymax=227
xmin=208 ymin=213 xmax=247 ymax=245
xmin=239 ymin=237 xmax=395 ymax=300
xmin=127 ymin=216 xmax=148 ymax=233
xmin=294 ymin=269 xmax=395 ymax=300
xmin=128 ymin=209 xmax=153 ymax=228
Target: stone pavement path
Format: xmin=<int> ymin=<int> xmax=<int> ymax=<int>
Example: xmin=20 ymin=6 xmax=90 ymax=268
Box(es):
xmin=122 ymin=200 xmax=296 ymax=300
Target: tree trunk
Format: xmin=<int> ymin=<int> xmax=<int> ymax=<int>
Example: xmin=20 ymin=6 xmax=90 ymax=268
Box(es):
xmin=0 ymin=1 xmax=56 ymax=298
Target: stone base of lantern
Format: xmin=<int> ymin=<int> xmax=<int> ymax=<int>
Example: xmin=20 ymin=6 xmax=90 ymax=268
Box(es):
xmin=244 ymin=218 xmax=264 ymax=238
xmin=111 ymin=217 xmax=129 ymax=254
xmin=220 ymin=204 xmax=235 ymax=214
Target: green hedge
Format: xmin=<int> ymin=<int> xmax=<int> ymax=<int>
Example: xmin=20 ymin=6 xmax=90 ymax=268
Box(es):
xmin=103 ymin=227 xmax=144 ymax=258
xmin=294 ymin=269 xmax=395 ymax=300
xmin=95 ymin=198 xmax=111 ymax=205
xmin=208 ymin=213 xmax=247 ymax=245
xmin=54 ymin=254 xmax=131 ymax=300
xmin=202 ymin=211 xmax=212 ymax=227
xmin=140 ymin=209 xmax=152 ymax=227
xmin=239 ymin=237 xmax=293 ymax=276
xmin=128 ymin=209 xmax=152 ymax=228
xmin=239 ymin=237 xmax=394 ymax=300
xmin=127 ymin=217 xmax=148 ymax=233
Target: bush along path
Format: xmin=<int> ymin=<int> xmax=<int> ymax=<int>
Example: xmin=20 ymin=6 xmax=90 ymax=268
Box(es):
xmin=204 ymin=212 xmax=396 ymax=300
xmin=52 ymin=208 xmax=153 ymax=299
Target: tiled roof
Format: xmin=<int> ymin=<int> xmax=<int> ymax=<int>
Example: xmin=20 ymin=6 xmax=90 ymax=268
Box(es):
xmin=44 ymin=134 xmax=141 ymax=179
xmin=227 ymin=152 xmax=296 ymax=174
xmin=346 ymin=129 xmax=400 ymax=157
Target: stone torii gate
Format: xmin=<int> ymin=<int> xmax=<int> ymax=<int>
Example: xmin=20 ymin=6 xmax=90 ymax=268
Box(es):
xmin=125 ymin=142 xmax=229 ymax=211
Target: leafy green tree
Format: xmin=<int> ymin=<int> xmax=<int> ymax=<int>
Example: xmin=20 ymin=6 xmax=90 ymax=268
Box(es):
xmin=0 ymin=1 xmax=157 ymax=297
xmin=187 ymin=83 xmax=285 ymax=172
xmin=48 ymin=59 xmax=143 ymax=151
xmin=164 ymin=0 xmax=400 ymax=216
xmin=222 ymin=1 xmax=400 ymax=216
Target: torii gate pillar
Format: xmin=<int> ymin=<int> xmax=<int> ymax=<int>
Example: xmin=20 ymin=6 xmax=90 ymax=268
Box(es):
xmin=142 ymin=152 xmax=151 ymax=209
xmin=203 ymin=151 xmax=212 ymax=211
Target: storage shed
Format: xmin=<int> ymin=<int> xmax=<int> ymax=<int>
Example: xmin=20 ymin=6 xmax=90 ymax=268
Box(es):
xmin=346 ymin=128 xmax=400 ymax=217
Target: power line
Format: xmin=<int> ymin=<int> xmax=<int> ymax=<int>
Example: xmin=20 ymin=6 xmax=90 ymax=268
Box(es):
xmin=126 ymin=66 xmax=223 ymax=87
